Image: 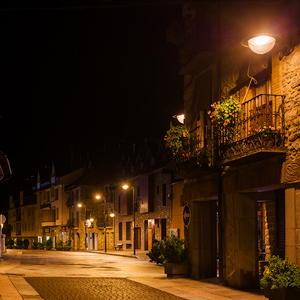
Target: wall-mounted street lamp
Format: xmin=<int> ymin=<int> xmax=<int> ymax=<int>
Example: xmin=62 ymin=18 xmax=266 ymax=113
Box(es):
xmin=122 ymin=184 xmax=143 ymax=256
xmin=241 ymin=33 xmax=282 ymax=55
xmin=173 ymin=114 xmax=185 ymax=124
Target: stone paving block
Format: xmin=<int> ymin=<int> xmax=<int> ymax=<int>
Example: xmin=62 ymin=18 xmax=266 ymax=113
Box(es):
xmin=24 ymin=277 xmax=187 ymax=300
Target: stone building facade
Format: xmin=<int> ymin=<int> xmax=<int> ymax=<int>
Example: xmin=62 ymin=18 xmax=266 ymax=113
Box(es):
xmin=169 ymin=0 xmax=300 ymax=289
xmin=113 ymin=168 xmax=173 ymax=252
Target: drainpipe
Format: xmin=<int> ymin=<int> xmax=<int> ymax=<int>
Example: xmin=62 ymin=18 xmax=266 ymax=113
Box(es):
xmin=218 ymin=166 xmax=224 ymax=284
xmin=216 ymin=3 xmax=224 ymax=285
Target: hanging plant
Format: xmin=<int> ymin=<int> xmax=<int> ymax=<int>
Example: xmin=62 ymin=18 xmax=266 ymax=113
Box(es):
xmin=164 ymin=122 xmax=191 ymax=155
xmin=208 ymin=97 xmax=242 ymax=129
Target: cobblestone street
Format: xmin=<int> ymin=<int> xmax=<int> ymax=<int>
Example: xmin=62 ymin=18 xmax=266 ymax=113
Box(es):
xmin=24 ymin=277 xmax=186 ymax=300
xmin=0 ymin=250 xmax=265 ymax=300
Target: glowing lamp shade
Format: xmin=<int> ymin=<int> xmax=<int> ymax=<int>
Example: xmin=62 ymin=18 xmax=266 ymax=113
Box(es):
xmin=173 ymin=114 xmax=185 ymax=124
xmin=248 ymin=35 xmax=276 ymax=54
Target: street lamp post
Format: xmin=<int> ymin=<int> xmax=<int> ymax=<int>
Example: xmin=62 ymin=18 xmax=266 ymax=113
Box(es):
xmin=77 ymin=203 xmax=92 ymax=251
xmin=110 ymin=212 xmax=115 ymax=248
xmin=96 ymin=195 xmax=114 ymax=253
xmin=122 ymin=184 xmax=142 ymax=256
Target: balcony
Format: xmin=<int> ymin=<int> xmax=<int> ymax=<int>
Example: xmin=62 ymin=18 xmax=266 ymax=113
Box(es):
xmin=175 ymin=94 xmax=286 ymax=174
xmin=175 ymin=125 xmax=218 ymax=177
xmin=217 ymin=94 xmax=286 ymax=166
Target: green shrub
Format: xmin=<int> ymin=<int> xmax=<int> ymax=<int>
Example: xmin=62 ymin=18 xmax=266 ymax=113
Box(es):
xmin=160 ymin=235 xmax=186 ymax=264
xmin=23 ymin=239 xmax=29 ymax=249
xmin=45 ymin=238 xmax=53 ymax=250
xmin=32 ymin=242 xmax=39 ymax=249
xmin=15 ymin=238 xmax=23 ymax=249
xmin=260 ymin=255 xmax=300 ymax=290
xmin=38 ymin=242 xmax=44 ymax=249
xmin=7 ymin=239 xmax=14 ymax=249
xmin=146 ymin=240 xmax=164 ymax=264
xmin=56 ymin=240 xmax=72 ymax=251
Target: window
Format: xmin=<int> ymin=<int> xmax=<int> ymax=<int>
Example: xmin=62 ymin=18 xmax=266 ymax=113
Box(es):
xmin=137 ymin=186 xmax=140 ymax=197
xmin=118 ymin=222 xmax=122 ymax=240
xmin=56 ymin=208 xmax=59 ymax=220
xmin=126 ymin=222 xmax=131 ymax=240
xmin=55 ymin=188 xmax=58 ymax=200
xmin=42 ymin=210 xmax=55 ymax=222
xmin=162 ymin=184 xmax=167 ymax=206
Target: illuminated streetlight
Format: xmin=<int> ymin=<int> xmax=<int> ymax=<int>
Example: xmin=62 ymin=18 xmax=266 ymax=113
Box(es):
xmin=122 ymin=183 xmax=142 ymax=256
xmin=241 ymin=33 xmax=282 ymax=55
xmin=173 ymin=114 xmax=185 ymax=124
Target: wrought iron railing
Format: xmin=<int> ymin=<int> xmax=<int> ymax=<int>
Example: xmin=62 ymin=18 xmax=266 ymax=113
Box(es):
xmin=217 ymin=94 xmax=285 ymax=159
xmin=174 ymin=94 xmax=285 ymax=173
xmin=175 ymin=125 xmax=216 ymax=174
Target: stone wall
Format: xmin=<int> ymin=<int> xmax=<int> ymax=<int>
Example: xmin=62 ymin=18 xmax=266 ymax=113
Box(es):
xmin=279 ymin=43 xmax=300 ymax=183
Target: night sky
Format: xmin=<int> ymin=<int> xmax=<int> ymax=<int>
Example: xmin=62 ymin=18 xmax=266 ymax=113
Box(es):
xmin=0 ymin=3 xmax=183 ymax=182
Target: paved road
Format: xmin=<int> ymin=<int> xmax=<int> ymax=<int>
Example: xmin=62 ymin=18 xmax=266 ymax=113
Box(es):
xmin=25 ymin=277 xmax=185 ymax=300
xmin=0 ymin=250 xmax=266 ymax=300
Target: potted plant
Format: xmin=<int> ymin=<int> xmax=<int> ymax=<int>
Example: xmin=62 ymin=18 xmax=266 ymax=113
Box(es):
xmin=260 ymin=255 xmax=300 ymax=300
xmin=146 ymin=239 xmax=164 ymax=264
xmin=160 ymin=235 xmax=188 ymax=278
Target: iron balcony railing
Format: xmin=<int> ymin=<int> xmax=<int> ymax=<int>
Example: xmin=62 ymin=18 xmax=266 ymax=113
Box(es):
xmin=217 ymin=94 xmax=285 ymax=159
xmin=175 ymin=124 xmax=216 ymax=174
xmin=175 ymin=94 xmax=285 ymax=173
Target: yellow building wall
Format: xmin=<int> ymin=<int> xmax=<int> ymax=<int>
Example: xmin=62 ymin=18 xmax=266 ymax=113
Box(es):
xmin=171 ymin=181 xmax=185 ymax=239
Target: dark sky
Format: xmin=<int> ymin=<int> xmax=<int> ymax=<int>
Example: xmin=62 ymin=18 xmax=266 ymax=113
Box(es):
xmin=0 ymin=3 xmax=183 ymax=179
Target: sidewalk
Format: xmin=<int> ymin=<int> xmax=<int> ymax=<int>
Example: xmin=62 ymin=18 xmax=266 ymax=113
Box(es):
xmin=0 ymin=249 xmax=266 ymax=300
xmin=91 ymin=249 xmax=266 ymax=300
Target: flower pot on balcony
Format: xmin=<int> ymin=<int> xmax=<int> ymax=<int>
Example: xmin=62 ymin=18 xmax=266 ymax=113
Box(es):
xmin=164 ymin=262 xmax=188 ymax=278
xmin=264 ymin=288 xmax=300 ymax=300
